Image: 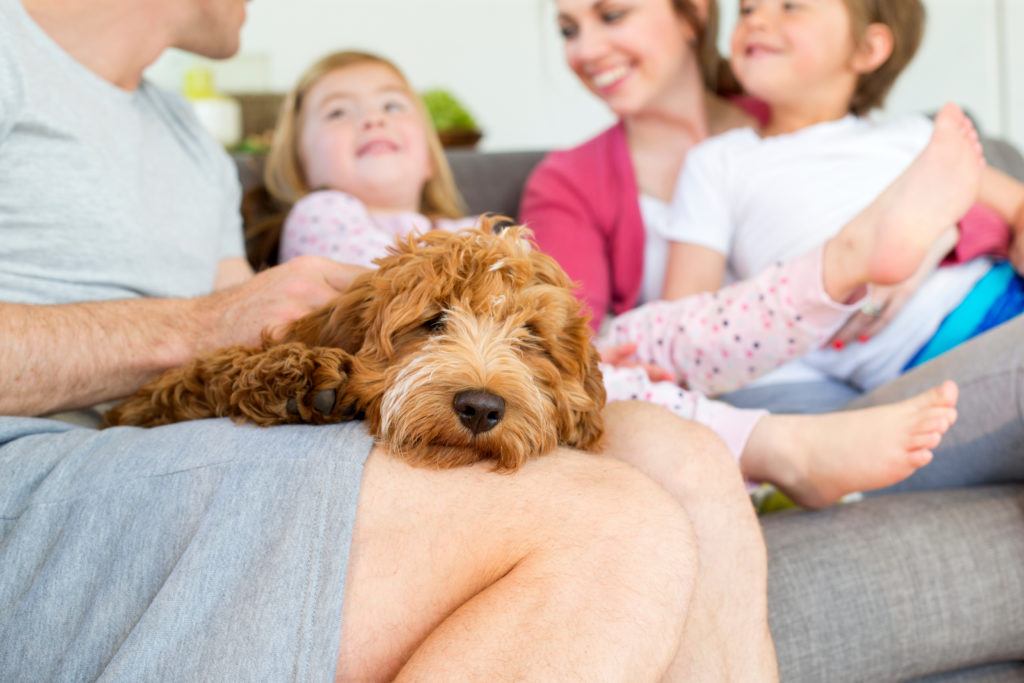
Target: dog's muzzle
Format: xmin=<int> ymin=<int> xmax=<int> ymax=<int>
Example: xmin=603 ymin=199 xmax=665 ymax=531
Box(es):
xmin=453 ymin=390 xmax=506 ymax=435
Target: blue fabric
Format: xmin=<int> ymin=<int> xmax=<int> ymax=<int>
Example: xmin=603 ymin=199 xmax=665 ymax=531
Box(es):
xmin=905 ymin=262 xmax=1024 ymax=370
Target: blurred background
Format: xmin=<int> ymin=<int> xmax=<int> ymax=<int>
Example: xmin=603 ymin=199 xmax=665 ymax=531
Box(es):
xmin=146 ymin=0 xmax=1023 ymax=153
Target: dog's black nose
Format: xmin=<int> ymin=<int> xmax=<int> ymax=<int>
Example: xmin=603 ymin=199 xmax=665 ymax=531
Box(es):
xmin=453 ymin=390 xmax=506 ymax=435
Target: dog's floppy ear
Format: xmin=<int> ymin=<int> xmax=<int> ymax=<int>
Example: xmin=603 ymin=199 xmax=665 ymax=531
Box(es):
xmin=561 ymin=330 xmax=606 ymax=453
xmin=278 ymin=271 xmax=375 ymax=353
xmin=477 ymin=213 xmax=517 ymax=236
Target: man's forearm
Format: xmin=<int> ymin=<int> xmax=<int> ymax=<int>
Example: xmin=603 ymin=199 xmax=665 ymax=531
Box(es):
xmin=1 ymin=298 xmax=204 ymax=416
xmin=1 ymin=256 xmax=367 ymax=417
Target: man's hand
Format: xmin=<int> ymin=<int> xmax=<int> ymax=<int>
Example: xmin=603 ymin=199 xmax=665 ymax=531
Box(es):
xmin=195 ymin=255 xmax=368 ymax=352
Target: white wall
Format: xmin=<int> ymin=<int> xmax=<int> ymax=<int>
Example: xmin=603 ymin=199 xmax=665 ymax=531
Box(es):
xmin=719 ymin=0 xmax=1011 ymax=136
xmin=148 ymin=0 xmax=1023 ymax=152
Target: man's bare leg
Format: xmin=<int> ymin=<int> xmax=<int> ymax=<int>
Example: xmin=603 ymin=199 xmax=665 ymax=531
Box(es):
xmin=602 ymin=401 xmax=779 ymax=681
xmin=337 ymin=442 xmax=699 ymax=681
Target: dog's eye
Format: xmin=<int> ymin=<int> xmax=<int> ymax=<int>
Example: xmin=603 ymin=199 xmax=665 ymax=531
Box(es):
xmin=422 ymin=314 xmax=446 ymax=333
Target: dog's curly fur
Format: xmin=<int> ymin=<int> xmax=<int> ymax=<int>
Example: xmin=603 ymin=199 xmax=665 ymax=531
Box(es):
xmin=105 ymin=218 xmax=606 ymax=471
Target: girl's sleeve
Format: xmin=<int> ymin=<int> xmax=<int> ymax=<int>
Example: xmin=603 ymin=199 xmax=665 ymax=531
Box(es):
xmin=600 ymin=246 xmax=863 ymax=396
xmin=520 ymin=156 xmax=612 ymax=332
xmin=279 ymin=190 xmax=392 ymax=267
xmin=661 ymin=140 xmax=734 ymax=255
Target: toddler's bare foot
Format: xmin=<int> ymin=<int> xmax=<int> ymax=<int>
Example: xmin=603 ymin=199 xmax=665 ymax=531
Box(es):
xmin=824 ymin=104 xmax=985 ymax=299
xmin=742 ymin=380 xmax=958 ymax=508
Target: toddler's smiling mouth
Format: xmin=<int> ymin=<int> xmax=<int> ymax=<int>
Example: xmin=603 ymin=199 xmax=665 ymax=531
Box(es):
xmin=358 ymin=139 xmax=399 ymax=156
xmin=744 ymin=43 xmax=781 ymax=58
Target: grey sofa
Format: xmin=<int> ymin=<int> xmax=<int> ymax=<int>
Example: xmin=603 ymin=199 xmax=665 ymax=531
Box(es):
xmin=235 ymin=139 xmax=1024 ymax=682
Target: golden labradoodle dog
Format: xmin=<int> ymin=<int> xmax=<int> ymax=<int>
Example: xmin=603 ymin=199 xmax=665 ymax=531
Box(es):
xmin=106 ymin=219 xmax=606 ymax=471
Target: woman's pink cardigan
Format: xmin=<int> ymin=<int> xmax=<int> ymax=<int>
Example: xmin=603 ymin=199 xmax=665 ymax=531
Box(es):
xmin=519 ymin=122 xmax=643 ymax=332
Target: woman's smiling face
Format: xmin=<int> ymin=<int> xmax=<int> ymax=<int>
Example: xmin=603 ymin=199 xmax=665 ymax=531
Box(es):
xmin=556 ymin=0 xmax=705 ymax=117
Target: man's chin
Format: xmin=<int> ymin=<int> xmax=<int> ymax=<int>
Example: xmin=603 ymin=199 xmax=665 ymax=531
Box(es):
xmin=176 ymin=34 xmax=241 ymax=61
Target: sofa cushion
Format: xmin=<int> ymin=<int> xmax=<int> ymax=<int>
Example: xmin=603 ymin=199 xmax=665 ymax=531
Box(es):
xmin=763 ymin=485 xmax=1024 ymax=682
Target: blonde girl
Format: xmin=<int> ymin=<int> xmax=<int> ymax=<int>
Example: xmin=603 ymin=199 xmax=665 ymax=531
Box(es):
xmin=250 ymin=50 xmax=474 ymax=268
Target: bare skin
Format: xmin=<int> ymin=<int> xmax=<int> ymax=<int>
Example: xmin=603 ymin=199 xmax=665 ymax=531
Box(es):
xmin=744 ymin=381 xmax=959 ymax=509
xmin=601 ymin=401 xmax=779 ymax=681
xmin=822 ymin=103 xmax=985 ymax=302
xmin=337 ymin=432 xmax=699 ymax=681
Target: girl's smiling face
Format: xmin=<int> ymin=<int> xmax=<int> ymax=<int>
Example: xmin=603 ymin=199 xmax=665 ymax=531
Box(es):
xmin=730 ymin=0 xmax=861 ymax=111
xmin=555 ymin=0 xmax=704 ymax=117
xmin=298 ymin=62 xmax=433 ymax=213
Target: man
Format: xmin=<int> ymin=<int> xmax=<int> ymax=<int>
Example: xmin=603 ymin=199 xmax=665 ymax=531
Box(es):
xmin=0 ymin=0 xmax=777 ymax=679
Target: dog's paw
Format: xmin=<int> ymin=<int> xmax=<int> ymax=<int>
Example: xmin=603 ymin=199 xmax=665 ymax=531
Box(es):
xmin=286 ymin=347 xmax=355 ymax=424
xmin=232 ymin=344 xmax=356 ymax=426
xmin=286 ymin=388 xmax=336 ymax=418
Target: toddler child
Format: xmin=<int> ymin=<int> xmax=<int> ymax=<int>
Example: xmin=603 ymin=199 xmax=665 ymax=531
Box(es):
xmin=263 ymin=51 xmax=477 ymax=268
xmin=660 ymin=0 xmax=1024 ymax=393
xmin=266 ymin=49 xmax=966 ymax=508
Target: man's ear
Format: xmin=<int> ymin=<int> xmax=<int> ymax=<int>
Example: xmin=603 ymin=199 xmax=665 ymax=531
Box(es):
xmin=851 ymin=23 xmax=894 ymax=75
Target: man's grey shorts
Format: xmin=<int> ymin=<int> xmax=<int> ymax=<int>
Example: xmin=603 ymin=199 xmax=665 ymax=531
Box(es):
xmin=0 ymin=416 xmax=374 ymax=682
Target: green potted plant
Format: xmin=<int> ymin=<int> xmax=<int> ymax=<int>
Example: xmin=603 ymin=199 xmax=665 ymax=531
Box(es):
xmin=420 ymin=89 xmax=483 ymax=148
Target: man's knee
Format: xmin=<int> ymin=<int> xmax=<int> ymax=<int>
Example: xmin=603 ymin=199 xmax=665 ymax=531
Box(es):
xmin=605 ymin=400 xmax=731 ymax=452
xmin=546 ymin=452 xmax=698 ymax=575
xmin=550 ymin=453 xmax=698 ymax=627
xmin=604 ymin=400 xmax=743 ymax=487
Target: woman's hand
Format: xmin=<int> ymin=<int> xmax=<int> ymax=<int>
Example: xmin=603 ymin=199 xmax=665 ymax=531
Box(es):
xmin=827 ymin=279 xmax=919 ymax=347
xmin=599 ymin=342 xmax=678 ymax=384
xmin=828 ymin=226 xmax=957 ymax=346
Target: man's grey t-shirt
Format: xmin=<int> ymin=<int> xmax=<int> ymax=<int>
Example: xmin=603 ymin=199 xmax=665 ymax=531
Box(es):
xmin=0 ymin=0 xmax=245 ymax=305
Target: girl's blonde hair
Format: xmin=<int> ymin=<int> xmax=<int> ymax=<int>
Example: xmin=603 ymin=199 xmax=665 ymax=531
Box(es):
xmin=263 ymin=50 xmax=466 ymax=220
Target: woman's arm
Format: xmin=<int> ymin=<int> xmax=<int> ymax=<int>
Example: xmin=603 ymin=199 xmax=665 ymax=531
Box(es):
xmin=661 ymin=241 xmax=728 ymax=300
xmin=978 ymin=166 xmax=1024 ymax=226
xmin=520 ymin=158 xmax=614 ymax=331
xmin=978 ymin=166 xmax=1024 ymax=272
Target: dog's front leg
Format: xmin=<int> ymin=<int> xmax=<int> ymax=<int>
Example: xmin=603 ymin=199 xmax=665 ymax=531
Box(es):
xmin=104 ymin=342 xmax=357 ymax=428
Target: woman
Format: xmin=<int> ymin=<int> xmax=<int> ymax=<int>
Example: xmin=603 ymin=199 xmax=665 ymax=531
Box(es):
xmin=520 ymin=0 xmax=766 ymax=330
